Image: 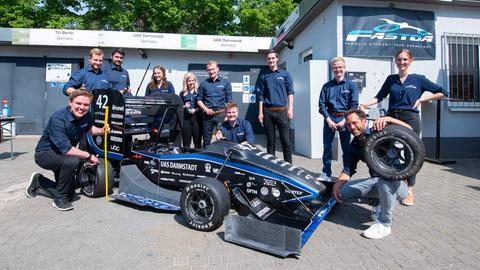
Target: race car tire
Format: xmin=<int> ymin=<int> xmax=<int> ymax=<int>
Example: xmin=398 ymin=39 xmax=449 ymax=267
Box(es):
xmin=79 ymin=159 xmax=115 ymax=198
xmin=363 ymin=125 xmax=425 ymax=181
xmin=180 ymin=177 xmax=230 ymax=232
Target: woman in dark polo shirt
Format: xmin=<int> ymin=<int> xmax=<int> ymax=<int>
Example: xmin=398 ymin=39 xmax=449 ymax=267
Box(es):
xmin=360 ymin=48 xmax=448 ymax=206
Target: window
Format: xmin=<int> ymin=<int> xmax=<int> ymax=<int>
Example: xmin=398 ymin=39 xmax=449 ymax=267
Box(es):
xmin=300 ymin=48 xmax=313 ymax=64
xmin=445 ymin=34 xmax=480 ymax=107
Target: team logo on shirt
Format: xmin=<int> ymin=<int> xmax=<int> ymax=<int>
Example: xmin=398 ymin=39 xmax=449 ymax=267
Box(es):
xmin=276 ymin=77 xmax=285 ymax=80
xmin=405 ymin=85 xmax=417 ymax=89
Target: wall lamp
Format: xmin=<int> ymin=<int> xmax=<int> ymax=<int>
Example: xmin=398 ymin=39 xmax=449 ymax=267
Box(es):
xmin=282 ymin=40 xmax=294 ymax=50
xmin=138 ymin=49 xmax=148 ymax=59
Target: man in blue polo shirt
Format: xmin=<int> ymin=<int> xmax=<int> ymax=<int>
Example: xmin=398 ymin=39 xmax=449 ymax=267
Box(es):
xmin=63 ymin=48 xmax=110 ymax=96
xmin=256 ymin=50 xmax=294 ymax=163
xmin=215 ymin=102 xmax=254 ymax=144
xmin=197 ymin=60 xmax=233 ymax=146
xmin=26 ymin=90 xmax=108 ymax=211
xmin=105 ymin=48 xmax=131 ymax=96
xmin=318 ymin=57 xmax=359 ymax=181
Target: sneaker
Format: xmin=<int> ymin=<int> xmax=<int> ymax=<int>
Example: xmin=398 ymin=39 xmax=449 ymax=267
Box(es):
xmin=401 ymin=189 xmax=414 ymax=206
xmin=370 ymin=205 xmax=380 ymax=222
xmin=362 ymin=222 xmax=391 ymax=239
xmin=316 ymin=172 xmax=331 ymax=182
xmin=26 ymin=172 xmax=40 ymax=198
xmin=52 ymin=198 xmax=74 ymax=211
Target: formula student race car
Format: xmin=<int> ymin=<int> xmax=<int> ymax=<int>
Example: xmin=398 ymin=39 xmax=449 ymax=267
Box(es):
xmin=79 ymin=90 xmax=424 ymax=257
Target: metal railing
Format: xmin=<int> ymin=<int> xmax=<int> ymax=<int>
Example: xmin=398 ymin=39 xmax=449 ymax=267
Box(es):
xmin=443 ymin=33 xmax=480 ymax=108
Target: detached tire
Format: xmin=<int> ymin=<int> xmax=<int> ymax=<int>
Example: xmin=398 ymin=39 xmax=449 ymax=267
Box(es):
xmin=364 ymin=125 xmax=425 ymax=180
xmin=79 ymin=159 xmax=115 ymax=197
xmin=180 ymin=177 xmax=230 ymax=231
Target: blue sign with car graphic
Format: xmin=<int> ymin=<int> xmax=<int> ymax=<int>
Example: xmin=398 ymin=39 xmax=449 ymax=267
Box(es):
xmin=343 ymin=6 xmax=435 ymax=59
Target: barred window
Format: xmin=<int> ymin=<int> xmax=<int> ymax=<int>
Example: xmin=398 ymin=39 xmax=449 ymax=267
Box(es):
xmin=445 ymin=34 xmax=480 ymax=107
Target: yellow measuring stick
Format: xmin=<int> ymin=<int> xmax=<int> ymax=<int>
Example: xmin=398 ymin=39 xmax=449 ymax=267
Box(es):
xmin=104 ymin=106 xmax=109 ymax=201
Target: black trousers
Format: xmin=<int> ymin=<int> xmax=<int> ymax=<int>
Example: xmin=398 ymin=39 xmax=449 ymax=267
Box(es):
xmin=182 ymin=113 xmax=202 ymax=148
xmin=388 ymin=110 xmax=420 ymax=187
xmin=264 ymin=109 xmax=292 ymax=163
xmin=34 ymin=149 xmax=80 ymax=200
xmin=202 ymin=112 xmax=225 ymax=147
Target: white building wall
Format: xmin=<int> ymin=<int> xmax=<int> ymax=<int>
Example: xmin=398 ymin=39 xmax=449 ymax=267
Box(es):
xmin=0 ymin=46 xmax=266 ymax=96
xmin=279 ymin=0 xmax=480 ymax=158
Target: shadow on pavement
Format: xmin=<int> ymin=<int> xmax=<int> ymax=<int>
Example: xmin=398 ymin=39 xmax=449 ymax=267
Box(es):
xmin=0 ymin=151 xmax=28 ymax=160
xmin=326 ymin=203 xmax=372 ymax=230
xmin=439 ymin=158 xmax=480 ymax=180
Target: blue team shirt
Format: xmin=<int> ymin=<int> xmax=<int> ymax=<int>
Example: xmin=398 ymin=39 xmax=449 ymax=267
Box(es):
xmin=342 ymin=133 xmax=377 ymax=178
xmin=35 ymin=107 xmax=92 ymax=154
xmin=63 ymin=66 xmax=110 ymax=95
xmin=105 ymin=65 xmax=130 ymax=91
xmin=318 ymin=78 xmax=359 ymax=119
xmin=256 ymin=69 xmax=294 ymax=107
xmin=180 ymin=91 xmax=200 ymax=115
xmin=220 ymin=119 xmax=255 ymax=144
xmin=376 ymin=74 xmax=448 ymax=112
xmin=145 ymin=81 xmax=175 ymax=96
xmin=197 ymin=77 xmax=233 ymax=110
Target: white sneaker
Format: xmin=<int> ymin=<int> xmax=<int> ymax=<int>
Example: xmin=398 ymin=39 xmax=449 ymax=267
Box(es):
xmin=362 ymin=222 xmax=391 ymax=239
xmin=370 ymin=205 xmax=380 ymax=222
xmin=317 ymin=173 xmax=331 ymax=181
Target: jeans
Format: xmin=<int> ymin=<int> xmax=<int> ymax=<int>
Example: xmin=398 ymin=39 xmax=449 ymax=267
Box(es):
xmin=322 ymin=115 xmax=351 ymax=177
xmin=387 ymin=110 xmax=420 ymax=187
xmin=264 ymin=109 xmax=292 ymax=163
xmin=34 ymin=149 xmax=80 ymax=200
xmin=340 ymin=177 xmax=408 ymax=226
xmin=202 ymin=112 xmax=225 ymax=147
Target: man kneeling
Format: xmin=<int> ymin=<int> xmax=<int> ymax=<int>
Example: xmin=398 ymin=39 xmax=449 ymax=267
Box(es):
xmin=26 ymin=90 xmax=107 ymax=211
xmin=215 ymin=102 xmax=254 ymax=144
xmin=333 ymin=109 xmax=410 ymax=239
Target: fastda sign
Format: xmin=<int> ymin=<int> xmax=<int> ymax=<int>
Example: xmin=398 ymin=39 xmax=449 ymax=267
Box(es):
xmin=343 ymin=6 xmax=435 ymax=59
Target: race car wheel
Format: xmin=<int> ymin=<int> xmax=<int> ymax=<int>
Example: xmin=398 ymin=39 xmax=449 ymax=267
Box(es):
xmin=180 ymin=177 xmax=230 ymax=232
xmin=364 ymin=125 xmax=425 ymax=181
xmin=79 ymin=159 xmax=115 ymax=198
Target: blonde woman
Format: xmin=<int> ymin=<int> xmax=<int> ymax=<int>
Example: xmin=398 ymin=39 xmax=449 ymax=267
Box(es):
xmin=179 ymin=72 xmax=202 ymax=148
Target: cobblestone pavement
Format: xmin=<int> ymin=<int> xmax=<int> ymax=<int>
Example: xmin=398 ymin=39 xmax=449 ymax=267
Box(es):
xmin=0 ymin=137 xmax=479 ymax=269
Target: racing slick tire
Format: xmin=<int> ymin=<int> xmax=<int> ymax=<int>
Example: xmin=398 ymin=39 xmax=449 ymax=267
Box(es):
xmin=363 ymin=125 xmax=425 ymax=181
xmin=180 ymin=177 xmax=230 ymax=232
xmin=79 ymin=159 xmax=115 ymax=198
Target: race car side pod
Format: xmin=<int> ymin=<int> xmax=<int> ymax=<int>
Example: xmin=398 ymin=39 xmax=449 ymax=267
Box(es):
xmin=224 ymin=198 xmax=336 ymax=258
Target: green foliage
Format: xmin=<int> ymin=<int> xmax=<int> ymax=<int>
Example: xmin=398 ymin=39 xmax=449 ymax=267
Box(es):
xmin=0 ymin=0 xmax=298 ymax=36
xmin=237 ymin=0 xmax=297 ymax=36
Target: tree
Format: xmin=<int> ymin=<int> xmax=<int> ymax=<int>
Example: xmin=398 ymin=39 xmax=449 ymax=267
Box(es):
xmin=0 ymin=0 xmax=83 ymax=28
xmin=0 ymin=0 xmax=298 ymax=37
xmin=236 ymin=0 xmax=298 ymax=36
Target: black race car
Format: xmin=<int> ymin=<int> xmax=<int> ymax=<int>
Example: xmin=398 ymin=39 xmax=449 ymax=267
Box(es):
xmin=79 ymin=90 xmax=424 ymax=257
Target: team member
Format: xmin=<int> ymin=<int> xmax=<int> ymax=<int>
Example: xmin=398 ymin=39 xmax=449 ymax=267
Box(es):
xmin=256 ymin=50 xmax=294 ymax=163
xmin=63 ymin=48 xmax=110 ymax=96
xmin=145 ymin=65 xmax=175 ymax=95
xmin=180 ymin=72 xmax=202 ymax=148
xmin=26 ymin=90 xmax=108 ymax=211
xmin=196 ymin=60 xmax=233 ymax=146
xmin=360 ymin=49 xmax=448 ymax=206
xmin=215 ymin=102 xmax=254 ymax=144
xmin=333 ymin=109 xmax=410 ymax=239
xmin=106 ymin=48 xmax=131 ymax=95
xmin=318 ymin=57 xmax=359 ymax=181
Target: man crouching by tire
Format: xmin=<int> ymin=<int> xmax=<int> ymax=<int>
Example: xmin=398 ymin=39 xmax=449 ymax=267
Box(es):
xmin=332 ymin=109 xmax=410 ymax=239
xmin=26 ymin=90 xmax=108 ymax=211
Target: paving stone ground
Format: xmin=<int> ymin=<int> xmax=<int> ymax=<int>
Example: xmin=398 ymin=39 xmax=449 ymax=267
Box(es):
xmin=0 ymin=137 xmax=479 ymax=269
